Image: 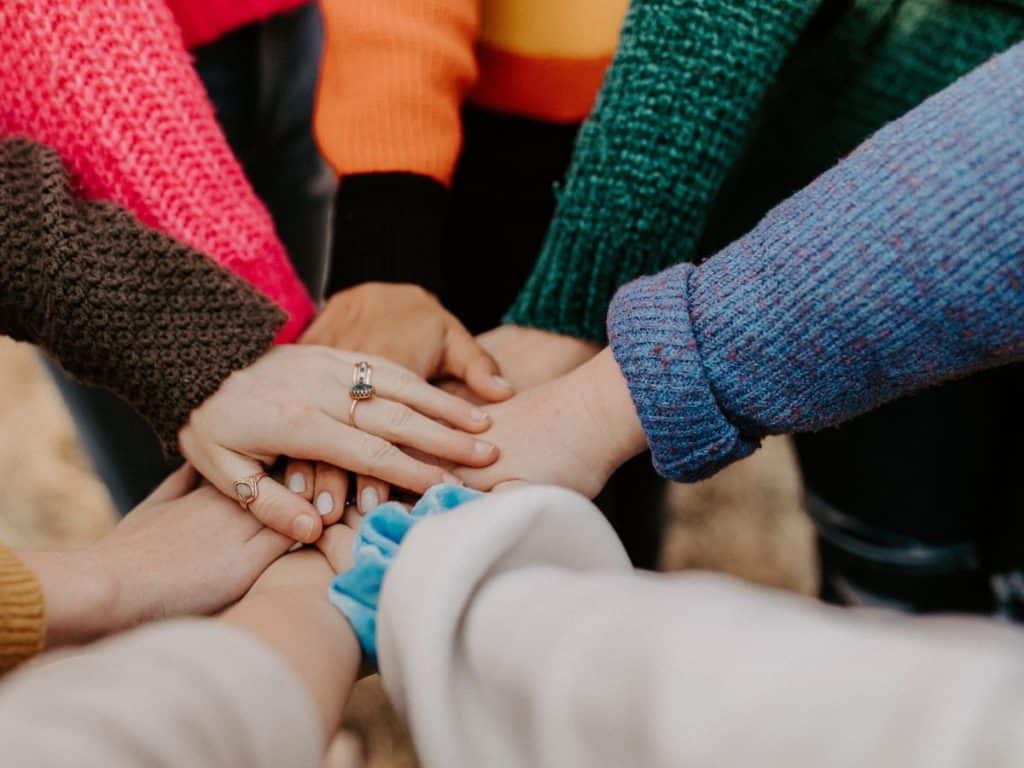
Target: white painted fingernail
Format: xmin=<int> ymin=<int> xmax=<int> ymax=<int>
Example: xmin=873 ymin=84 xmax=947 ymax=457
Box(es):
xmin=474 ymin=440 xmax=496 ymax=458
xmin=442 ymin=473 xmax=464 ymax=487
xmin=360 ymin=487 xmax=379 ymax=515
xmin=316 ymin=492 xmax=334 ymax=517
xmin=287 ymin=473 xmax=306 ymax=493
xmin=492 ymin=375 xmax=513 ymax=390
xmin=471 ymin=408 xmax=490 ymax=423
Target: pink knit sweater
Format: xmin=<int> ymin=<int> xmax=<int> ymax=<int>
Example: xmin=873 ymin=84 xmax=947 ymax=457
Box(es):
xmin=168 ymin=0 xmax=311 ymax=49
xmin=0 ymin=0 xmax=314 ymax=342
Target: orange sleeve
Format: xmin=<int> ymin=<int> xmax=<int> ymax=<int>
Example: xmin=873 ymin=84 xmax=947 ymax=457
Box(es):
xmin=315 ymin=0 xmax=480 ymax=186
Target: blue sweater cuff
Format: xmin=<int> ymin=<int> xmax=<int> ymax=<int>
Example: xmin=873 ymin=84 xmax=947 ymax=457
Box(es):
xmin=328 ymin=484 xmax=483 ymax=665
xmin=607 ymin=267 xmax=758 ymax=482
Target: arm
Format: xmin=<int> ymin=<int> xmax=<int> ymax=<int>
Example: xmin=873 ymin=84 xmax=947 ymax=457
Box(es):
xmin=608 ymin=42 xmax=1024 ymax=481
xmin=0 ymin=541 xmax=361 ymax=768
xmin=0 ymin=140 xmax=284 ymax=454
xmin=457 ymin=44 xmax=1024 ymax=494
xmin=0 ymin=0 xmax=313 ymax=340
xmin=378 ymin=486 xmax=1024 ymax=768
xmin=315 ymin=0 xmax=479 ymax=296
xmin=504 ymin=0 xmax=821 ymax=342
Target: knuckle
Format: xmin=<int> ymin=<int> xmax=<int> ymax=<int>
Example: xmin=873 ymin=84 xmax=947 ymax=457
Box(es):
xmin=387 ymin=403 xmax=413 ymax=432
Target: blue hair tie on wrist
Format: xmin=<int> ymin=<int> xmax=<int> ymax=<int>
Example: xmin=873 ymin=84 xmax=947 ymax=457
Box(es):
xmin=329 ymin=483 xmax=483 ymax=665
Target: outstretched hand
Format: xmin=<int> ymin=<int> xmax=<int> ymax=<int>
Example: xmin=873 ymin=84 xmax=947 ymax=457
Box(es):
xmin=454 ymin=349 xmax=648 ymax=498
xmin=295 ymin=283 xmax=514 ymax=517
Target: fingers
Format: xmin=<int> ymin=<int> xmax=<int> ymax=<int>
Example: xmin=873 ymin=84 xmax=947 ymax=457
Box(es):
xmin=348 ymin=397 xmax=498 ymax=468
xmin=273 ymin=413 xmax=454 ymax=495
xmin=139 ymin=464 xmax=198 ymax=507
xmin=316 ymin=523 xmax=358 ymax=573
xmin=284 ymin=459 xmax=315 ymax=500
xmin=312 ymin=463 xmax=348 ymax=525
xmin=361 ymin=359 xmax=492 ymax=434
xmin=443 ymin=323 xmax=515 ymax=403
xmin=355 ymin=475 xmax=388 ymax=516
xmin=204 ymin=445 xmax=323 ymax=544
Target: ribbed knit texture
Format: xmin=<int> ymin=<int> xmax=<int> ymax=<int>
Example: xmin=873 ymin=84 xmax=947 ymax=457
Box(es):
xmin=507 ymin=0 xmax=1024 ymax=342
xmin=608 ymin=44 xmax=1024 ymax=482
xmin=316 ymin=0 xmax=480 ymax=185
xmin=166 ymin=0 xmax=310 ymax=48
xmin=0 ymin=140 xmax=285 ymax=454
xmin=0 ymin=545 xmax=44 ymax=675
xmin=0 ymin=0 xmax=314 ymax=341
xmin=505 ymin=0 xmax=821 ymax=341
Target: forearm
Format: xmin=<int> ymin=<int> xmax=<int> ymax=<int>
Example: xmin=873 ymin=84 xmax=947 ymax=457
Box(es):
xmin=0 ymin=0 xmax=313 ymax=339
xmin=13 ymin=551 xmax=116 ymax=650
xmin=380 ymin=487 xmax=1024 ymax=768
xmin=609 ymin=43 xmax=1024 ymax=481
xmin=0 ymin=620 xmax=323 ymax=768
xmin=506 ymin=0 xmax=820 ymax=341
xmin=0 ymin=140 xmax=284 ymax=453
xmin=222 ymin=588 xmax=361 ymax=741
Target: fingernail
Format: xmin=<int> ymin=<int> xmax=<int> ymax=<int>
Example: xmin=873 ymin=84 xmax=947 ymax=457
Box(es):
xmin=442 ymin=473 xmax=464 ymax=487
xmin=474 ymin=440 xmax=497 ymax=458
xmin=316 ymin=491 xmax=334 ymax=517
xmin=470 ymin=408 xmax=490 ymax=423
xmin=360 ymin=487 xmax=379 ymax=515
xmin=287 ymin=473 xmax=306 ymax=494
xmin=294 ymin=515 xmax=315 ymax=541
xmin=492 ymin=375 xmax=513 ymax=391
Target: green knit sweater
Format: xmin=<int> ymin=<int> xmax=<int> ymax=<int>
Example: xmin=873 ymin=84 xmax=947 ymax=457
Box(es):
xmin=505 ymin=0 xmax=1024 ymax=342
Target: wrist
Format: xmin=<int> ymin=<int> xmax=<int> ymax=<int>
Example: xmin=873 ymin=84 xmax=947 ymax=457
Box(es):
xmin=19 ymin=549 xmax=120 ymax=647
xmin=576 ymin=348 xmax=648 ymax=470
xmin=223 ymin=588 xmax=361 ymax=739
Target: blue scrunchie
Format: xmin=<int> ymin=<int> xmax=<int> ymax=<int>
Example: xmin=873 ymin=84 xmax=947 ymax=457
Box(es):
xmin=329 ymin=483 xmax=482 ymax=664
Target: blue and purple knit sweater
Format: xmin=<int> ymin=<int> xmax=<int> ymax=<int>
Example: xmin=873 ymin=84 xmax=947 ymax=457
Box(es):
xmin=608 ymin=43 xmax=1024 ymax=483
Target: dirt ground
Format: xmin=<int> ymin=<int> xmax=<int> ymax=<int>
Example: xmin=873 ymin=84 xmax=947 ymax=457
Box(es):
xmin=0 ymin=336 xmax=817 ymax=766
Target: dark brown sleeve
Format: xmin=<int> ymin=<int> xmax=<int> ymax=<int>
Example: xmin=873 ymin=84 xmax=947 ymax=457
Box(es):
xmin=0 ymin=139 xmax=286 ymax=455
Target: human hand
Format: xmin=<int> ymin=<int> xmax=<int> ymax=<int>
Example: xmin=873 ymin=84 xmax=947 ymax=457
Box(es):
xmin=224 ymin=524 xmax=363 ymax=740
xmin=22 ymin=465 xmax=293 ymax=647
xmin=476 ymin=324 xmax=602 ymax=391
xmin=454 ymin=349 xmax=649 ymax=497
xmin=303 ymin=283 xmax=513 ymax=399
xmin=179 ymin=345 xmax=498 ymax=543
xmin=296 ymin=284 xmax=513 ymax=516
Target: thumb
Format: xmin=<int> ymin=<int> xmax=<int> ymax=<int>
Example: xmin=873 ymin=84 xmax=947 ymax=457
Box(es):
xmin=443 ymin=323 xmax=514 ymax=403
xmin=137 ymin=464 xmax=198 ymax=508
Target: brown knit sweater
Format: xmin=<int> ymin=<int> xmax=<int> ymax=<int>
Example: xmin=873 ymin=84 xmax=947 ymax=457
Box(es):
xmin=0 ymin=544 xmax=43 ymax=674
xmin=0 ymin=139 xmax=286 ymax=453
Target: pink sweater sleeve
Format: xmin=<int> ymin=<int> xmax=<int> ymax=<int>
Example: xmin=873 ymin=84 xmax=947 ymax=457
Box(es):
xmin=0 ymin=0 xmax=314 ymax=341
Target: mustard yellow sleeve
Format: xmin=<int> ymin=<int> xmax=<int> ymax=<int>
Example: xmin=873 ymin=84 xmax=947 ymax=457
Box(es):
xmin=0 ymin=544 xmax=45 ymax=674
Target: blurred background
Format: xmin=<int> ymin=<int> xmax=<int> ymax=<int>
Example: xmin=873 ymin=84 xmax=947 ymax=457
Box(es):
xmin=0 ymin=335 xmax=816 ymax=766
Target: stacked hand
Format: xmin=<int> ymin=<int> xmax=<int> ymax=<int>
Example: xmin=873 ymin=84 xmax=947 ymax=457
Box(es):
xmin=179 ymin=345 xmax=499 ymax=543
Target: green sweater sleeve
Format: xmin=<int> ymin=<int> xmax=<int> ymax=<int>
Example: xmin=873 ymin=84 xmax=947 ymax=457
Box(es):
xmin=0 ymin=139 xmax=285 ymax=455
xmin=505 ymin=0 xmax=822 ymax=342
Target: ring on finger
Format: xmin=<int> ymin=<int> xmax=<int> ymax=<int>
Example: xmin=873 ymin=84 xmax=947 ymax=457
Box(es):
xmin=234 ymin=471 xmax=267 ymax=511
xmin=350 ymin=361 xmax=375 ymax=401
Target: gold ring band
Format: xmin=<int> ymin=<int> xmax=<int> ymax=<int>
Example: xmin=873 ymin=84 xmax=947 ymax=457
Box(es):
xmin=349 ymin=398 xmax=360 ymax=428
xmin=234 ymin=471 xmax=267 ymax=511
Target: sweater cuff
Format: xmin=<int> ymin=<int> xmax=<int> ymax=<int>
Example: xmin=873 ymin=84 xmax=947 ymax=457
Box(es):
xmin=327 ymin=173 xmax=449 ymax=297
xmin=0 ymin=545 xmax=45 ymax=674
xmin=607 ymin=268 xmax=758 ymax=482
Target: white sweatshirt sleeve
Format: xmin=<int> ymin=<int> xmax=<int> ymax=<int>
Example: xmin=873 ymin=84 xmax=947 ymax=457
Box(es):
xmin=0 ymin=620 xmax=322 ymax=768
xmin=377 ymin=485 xmax=1024 ymax=768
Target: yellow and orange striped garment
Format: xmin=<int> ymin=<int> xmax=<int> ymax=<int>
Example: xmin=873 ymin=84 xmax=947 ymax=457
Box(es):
xmin=315 ymin=0 xmax=628 ymax=184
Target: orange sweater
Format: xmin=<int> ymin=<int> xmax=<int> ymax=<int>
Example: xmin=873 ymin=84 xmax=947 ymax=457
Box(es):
xmin=0 ymin=545 xmax=44 ymax=674
xmin=315 ymin=0 xmax=628 ymax=185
